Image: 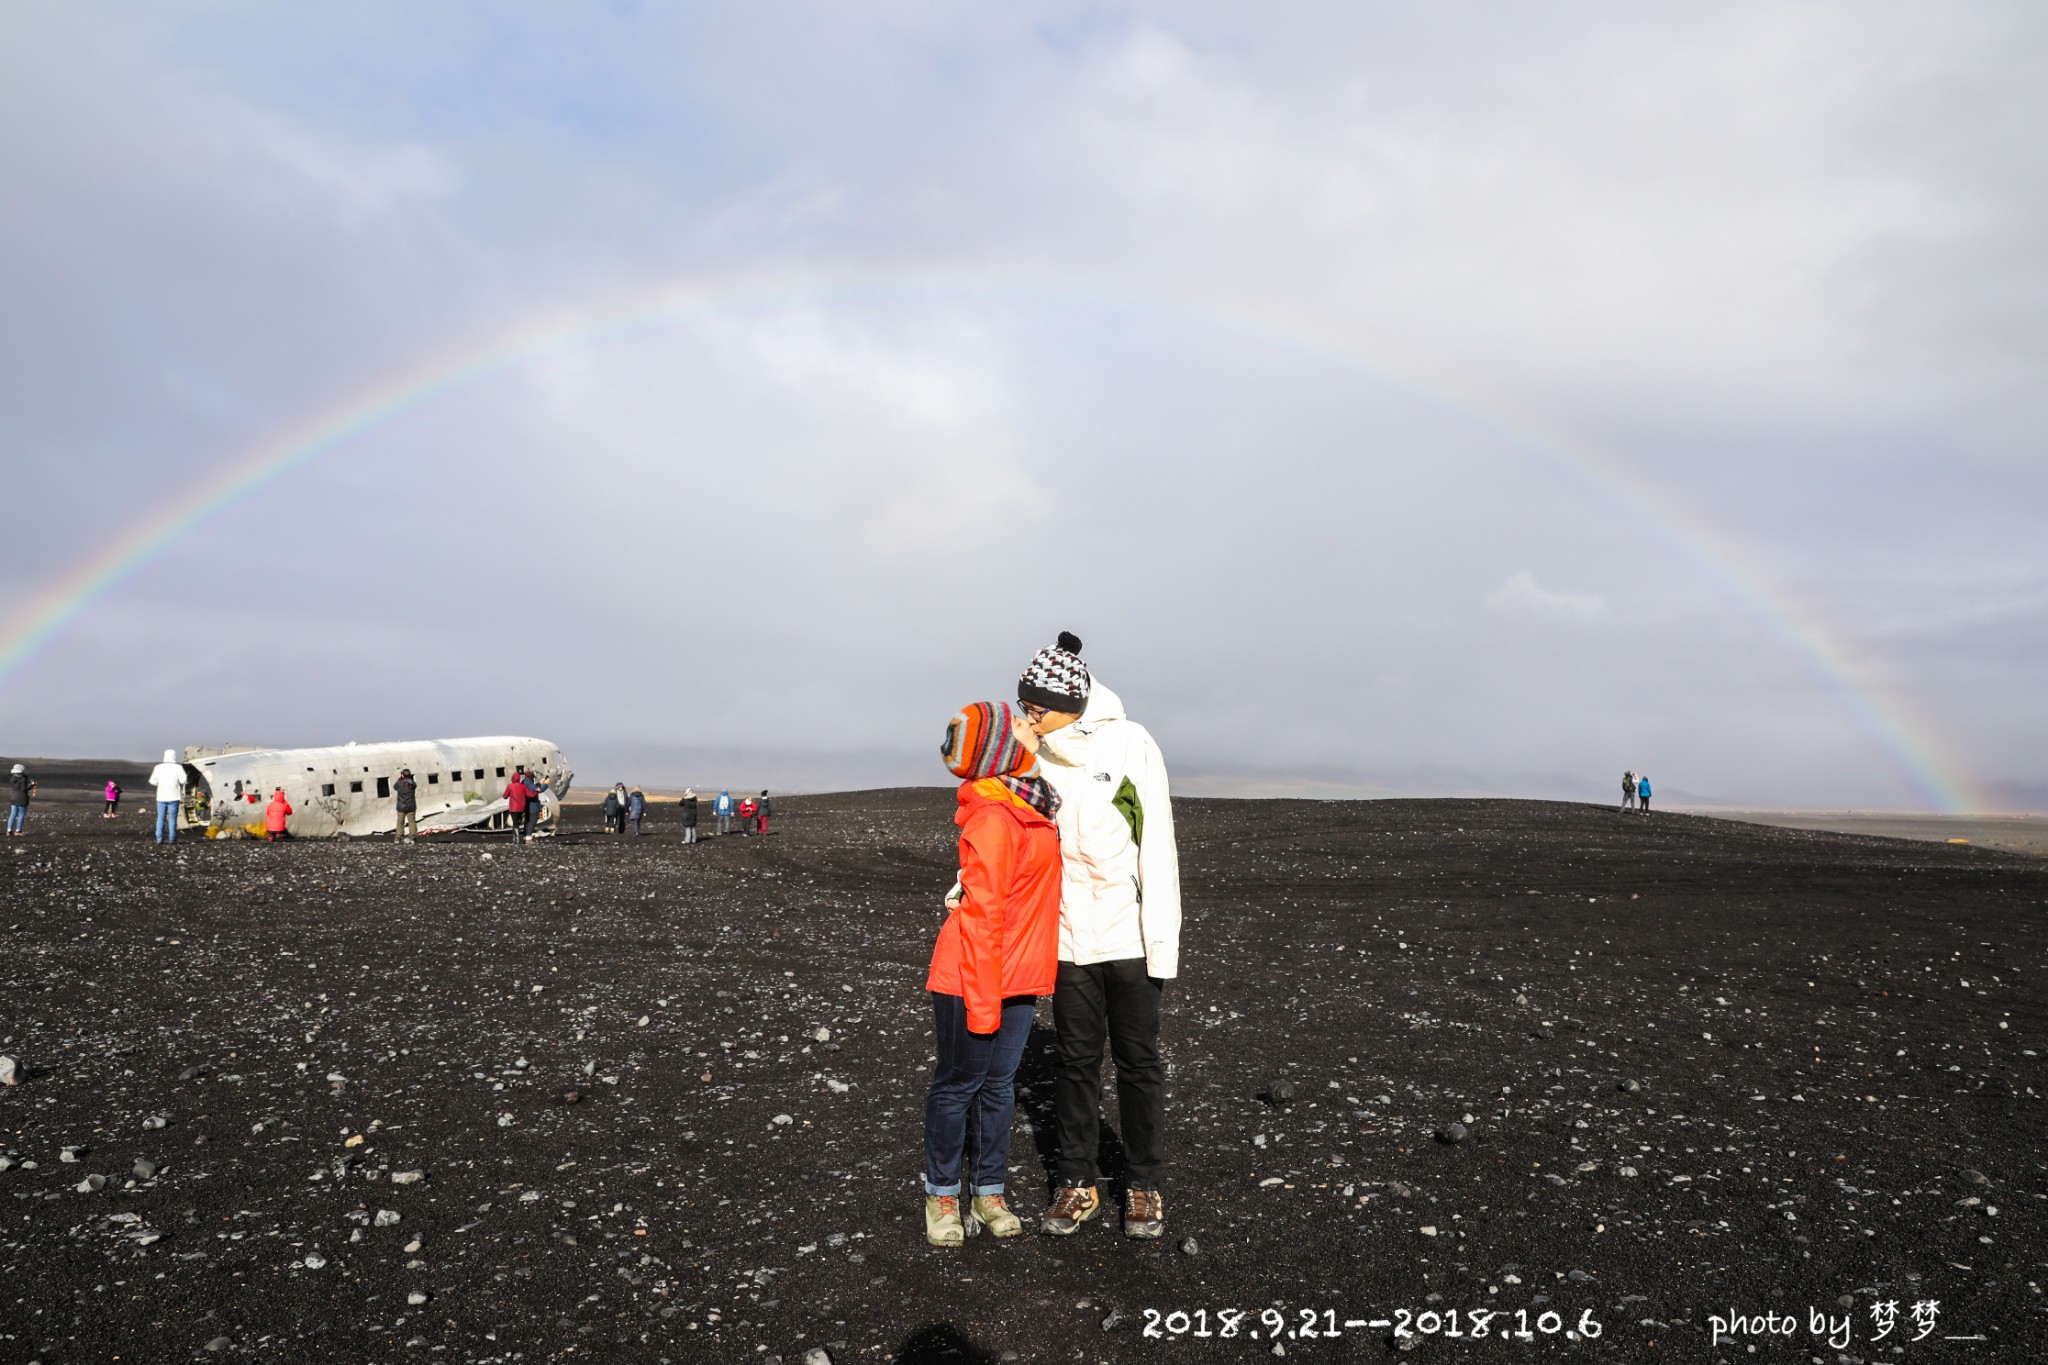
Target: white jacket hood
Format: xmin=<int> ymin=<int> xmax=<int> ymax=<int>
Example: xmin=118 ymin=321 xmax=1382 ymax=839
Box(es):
xmin=1039 ymin=679 xmax=1127 ymax=762
xmin=163 ymin=749 xmax=177 ymax=764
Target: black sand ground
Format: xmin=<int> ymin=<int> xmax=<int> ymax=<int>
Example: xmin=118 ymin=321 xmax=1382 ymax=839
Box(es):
xmin=2 ymin=783 xmax=2045 ymax=1363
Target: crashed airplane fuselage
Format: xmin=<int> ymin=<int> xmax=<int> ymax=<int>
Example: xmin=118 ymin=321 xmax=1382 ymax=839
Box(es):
xmin=180 ymin=737 xmax=573 ymax=838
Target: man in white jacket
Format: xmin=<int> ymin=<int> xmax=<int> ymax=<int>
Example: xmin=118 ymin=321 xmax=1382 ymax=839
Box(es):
xmin=1018 ymin=632 xmax=1181 ymax=1240
xmin=148 ymin=749 xmax=187 ymax=844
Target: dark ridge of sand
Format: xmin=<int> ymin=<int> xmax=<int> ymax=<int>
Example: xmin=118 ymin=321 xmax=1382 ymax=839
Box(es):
xmin=1 ymin=794 xmax=2044 ymax=1362
xmin=0 ymin=756 xmax=153 ymax=799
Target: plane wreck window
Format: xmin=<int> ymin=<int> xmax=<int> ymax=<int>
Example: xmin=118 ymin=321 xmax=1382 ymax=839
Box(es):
xmin=349 ymin=781 xmax=363 ymax=794
xmin=376 ymin=777 xmax=391 ymax=799
xmin=474 ymin=768 xmax=484 ymax=780
xmin=427 ymin=773 xmax=440 ymax=785
xmin=321 ymin=783 xmax=335 ymax=797
xmin=496 ymin=767 xmax=505 ymax=778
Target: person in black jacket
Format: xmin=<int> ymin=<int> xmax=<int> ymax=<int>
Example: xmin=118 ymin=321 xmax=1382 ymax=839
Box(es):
xmin=393 ymin=768 xmax=418 ymax=844
xmin=678 ymin=789 xmax=700 ymax=844
xmin=6 ymin=764 xmax=33 ymax=837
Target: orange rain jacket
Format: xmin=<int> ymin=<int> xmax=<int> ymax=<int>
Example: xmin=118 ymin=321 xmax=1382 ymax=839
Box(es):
xmin=924 ymin=779 xmax=1061 ymax=1034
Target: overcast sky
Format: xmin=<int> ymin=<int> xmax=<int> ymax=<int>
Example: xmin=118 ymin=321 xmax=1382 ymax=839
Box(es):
xmin=2 ymin=3 xmax=2043 ymax=809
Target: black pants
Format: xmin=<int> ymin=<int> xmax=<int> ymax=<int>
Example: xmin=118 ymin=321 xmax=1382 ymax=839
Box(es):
xmin=1053 ymin=957 xmax=1165 ymax=1190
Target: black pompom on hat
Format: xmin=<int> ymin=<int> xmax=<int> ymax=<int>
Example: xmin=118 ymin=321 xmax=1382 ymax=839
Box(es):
xmin=1018 ymin=631 xmax=1090 ymax=714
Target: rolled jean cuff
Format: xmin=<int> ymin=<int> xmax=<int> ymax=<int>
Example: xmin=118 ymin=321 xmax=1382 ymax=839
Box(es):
xmin=972 ymin=1181 xmax=1005 ymax=1197
xmin=924 ymin=1179 xmax=961 ymax=1197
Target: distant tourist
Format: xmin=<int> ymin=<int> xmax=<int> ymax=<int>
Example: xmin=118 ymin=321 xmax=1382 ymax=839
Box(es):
xmin=149 ymin=750 xmax=187 ymax=844
xmin=601 ymin=785 xmax=622 ymax=834
xmin=1637 ymin=774 xmax=1652 ymax=812
xmin=264 ymin=787 xmax=293 ymax=841
xmin=922 ymin=700 xmax=1061 ymax=1247
xmin=6 ymin=764 xmax=33 ymax=837
xmin=504 ymin=766 xmax=531 ymax=841
xmin=102 ymin=778 xmax=121 ymax=819
xmin=1020 ymin=631 xmax=1181 ymax=1242
xmin=737 ymin=794 xmax=755 ymax=835
xmin=755 ymin=789 xmax=771 ymax=835
xmin=628 ymin=785 xmax=647 ymax=836
xmin=1621 ymin=770 xmax=1637 ymax=813
xmin=714 ymin=788 xmax=734 ymax=836
xmin=393 ymin=768 xmax=418 ymax=844
xmin=522 ymin=769 xmax=544 ymax=842
xmin=678 ymin=789 xmax=700 ymax=844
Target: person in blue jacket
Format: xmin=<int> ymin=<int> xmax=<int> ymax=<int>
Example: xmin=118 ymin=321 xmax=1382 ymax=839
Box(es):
xmin=1637 ymin=774 xmax=1652 ymax=813
xmin=714 ymin=788 xmax=734 ymax=836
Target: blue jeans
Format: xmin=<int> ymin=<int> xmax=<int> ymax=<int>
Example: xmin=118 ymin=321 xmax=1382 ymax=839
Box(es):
xmin=5 ymin=805 xmax=23 ymax=834
xmin=923 ymin=991 xmax=1035 ymax=1197
xmin=155 ymin=800 xmax=179 ymax=843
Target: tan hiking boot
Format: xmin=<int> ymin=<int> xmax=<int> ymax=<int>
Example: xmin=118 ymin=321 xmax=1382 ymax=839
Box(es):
xmin=1124 ymin=1188 xmax=1165 ymax=1239
xmin=1040 ymin=1184 xmax=1100 ymax=1236
xmin=925 ymin=1194 xmax=965 ymax=1247
xmin=971 ymin=1193 xmax=1024 ymax=1238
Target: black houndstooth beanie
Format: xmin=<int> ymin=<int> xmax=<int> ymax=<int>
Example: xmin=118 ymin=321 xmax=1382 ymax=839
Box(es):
xmin=1018 ymin=631 xmax=1091 ymax=714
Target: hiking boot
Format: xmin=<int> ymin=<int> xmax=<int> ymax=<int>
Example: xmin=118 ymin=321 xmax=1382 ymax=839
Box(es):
xmin=1040 ymin=1184 xmax=1100 ymax=1236
xmin=924 ymin=1195 xmax=965 ymax=1247
xmin=971 ymin=1193 xmax=1024 ymax=1238
xmin=1124 ymin=1188 xmax=1165 ymax=1239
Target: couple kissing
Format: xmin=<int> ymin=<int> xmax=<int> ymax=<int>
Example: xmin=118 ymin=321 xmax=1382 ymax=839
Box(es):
xmin=921 ymin=631 xmax=1181 ymax=1247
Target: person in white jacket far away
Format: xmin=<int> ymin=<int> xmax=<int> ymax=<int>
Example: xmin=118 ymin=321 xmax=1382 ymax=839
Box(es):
xmin=1017 ymin=631 xmax=1181 ymax=1243
xmin=148 ymin=749 xmax=187 ymax=845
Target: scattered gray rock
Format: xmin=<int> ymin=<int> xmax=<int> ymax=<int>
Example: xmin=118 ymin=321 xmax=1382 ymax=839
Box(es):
xmin=1619 ymin=1079 xmax=1643 ymax=1094
xmin=1101 ymin=1306 xmax=1128 ymax=1331
xmin=132 ymin=1158 xmax=158 ymax=1180
xmin=1179 ymin=1236 xmax=1200 ymax=1255
xmin=1438 ymin=1122 xmax=1468 ymax=1144
xmin=801 ymin=1349 xmax=833 ymax=1365
xmin=1265 ymin=1078 xmax=1296 ymax=1106
xmin=74 ymin=1174 xmax=107 ymax=1193
xmin=302 ymin=1251 xmax=327 ymax=1270
xmin=1964 ymin=1169 xmax=1991 ymax=1186
xmin=141 ymin=1115 xmax=167 ymax=1130
xmin=204 ymin=1336 xmax=231 ymax=1353
xmin=0 ymin=1055 xmax=18 ymax=1086
xmin=374 ymin=1209 xmax=401 ymax=1227
xmin=58 ymin=1147 xmax=81 ymax=1164
xmin=407 ymin=1290 xmax=428 ymax=1305
xmin=389 ymin=1170 xmax=424 ymax=1185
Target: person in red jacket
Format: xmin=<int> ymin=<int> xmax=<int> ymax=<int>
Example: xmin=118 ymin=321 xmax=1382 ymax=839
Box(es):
xmin=921 ymin=700 xmax=1062 ymax=1247
xmin=263 ymin=788 xmax=293 ymax=841
xmin=503 ymin=767 xmax=530 ymax=842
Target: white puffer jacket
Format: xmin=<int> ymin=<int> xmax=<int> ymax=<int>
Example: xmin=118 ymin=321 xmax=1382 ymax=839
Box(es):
xmin=1036 ymin=679 xmax=1182 ymax=978
xmin=149 ymin=750 xmax=187 ymax=802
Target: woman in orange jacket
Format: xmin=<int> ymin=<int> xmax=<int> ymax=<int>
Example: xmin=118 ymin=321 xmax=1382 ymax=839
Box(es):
xmin=921 ymin=700 xmax=1062 ymax=1247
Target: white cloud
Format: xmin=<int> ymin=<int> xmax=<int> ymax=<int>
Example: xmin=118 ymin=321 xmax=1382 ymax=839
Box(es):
xmin=1487 ymin=572 xmax=1605 ymax=620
